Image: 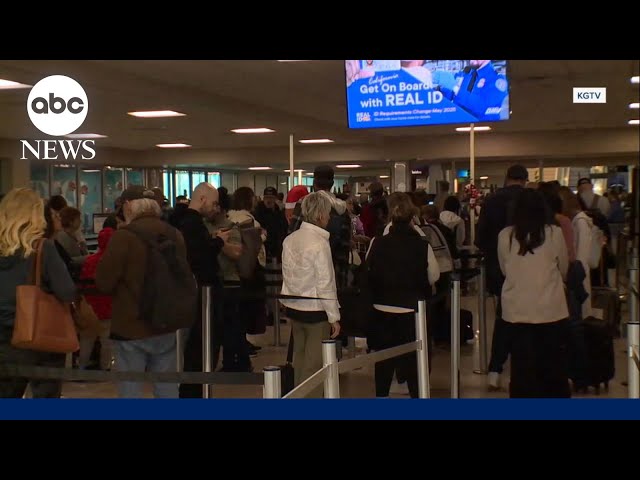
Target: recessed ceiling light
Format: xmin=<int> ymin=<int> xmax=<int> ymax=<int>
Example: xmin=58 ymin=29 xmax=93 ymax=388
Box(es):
xmin=128 ymin=110 xmax=186 ymax=118
xmin=0 ymin=79 xmax=32 ymax=90
xmin=630 ymin=103 xmax=639 ymax=109
xmin=248 ymin=166 xmax=272 ymax=171
xmin=82 ymin=169 xmax=101 ymax=173
xmin=231 ymin=128 xmax=275 ymax=134
xmin=336 ymin=165 xmax=361 ymax=169
xmin=379 ymin=175 xmax=390 ymax=179
xmin=629 ymin=119 xmax=639 ymax=125
xmin=284 ymin=169 xmax=305 ymax=173
xmin=299 ymin=139 xmax=334 ymax=144
xmin=480 ymin=176 xmax=489 ymax=180
xmin=631 ymin=76 xmax=639 ymax=84
xmin=65 ymin=133 xmax=108 ymax=139
xmin=156 ymin=143 xmax=191 ymax=148
xmin=456 ymin=126 xmax=491 ymax=132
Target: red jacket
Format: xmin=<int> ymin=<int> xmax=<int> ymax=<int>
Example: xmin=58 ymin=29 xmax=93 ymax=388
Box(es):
xmin=79 ymin=228 xmax=114 ymax=320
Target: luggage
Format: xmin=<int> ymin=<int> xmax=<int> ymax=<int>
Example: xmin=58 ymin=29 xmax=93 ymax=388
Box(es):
xmin=433 ymin=308 xmax=474 ymax=345
xmin=580 ymin=316 xmax=615 ymax=394
xmin=591 ymin=287 xmax=620 ymax=335
xmin=280 ymin=330 xmax=295 ymax=396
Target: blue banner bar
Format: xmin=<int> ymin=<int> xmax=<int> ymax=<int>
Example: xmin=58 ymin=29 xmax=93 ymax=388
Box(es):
xmin=2 ymin=399 xmax=640 ymax=420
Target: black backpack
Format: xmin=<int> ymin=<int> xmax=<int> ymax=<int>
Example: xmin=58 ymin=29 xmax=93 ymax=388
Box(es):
xmin=125 ymin=224 xmax=198 ymax=331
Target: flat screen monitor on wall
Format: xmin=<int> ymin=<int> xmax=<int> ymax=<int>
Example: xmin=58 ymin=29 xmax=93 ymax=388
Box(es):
xmin=345 ymin=60 xmax=510 ymax=129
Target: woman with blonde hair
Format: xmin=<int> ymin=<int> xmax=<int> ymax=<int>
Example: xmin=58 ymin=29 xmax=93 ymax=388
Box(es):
xmin=366 ymin=192 xmax=439 ymax=398
xmin=0 ymin=188 xmax=76 ymax=398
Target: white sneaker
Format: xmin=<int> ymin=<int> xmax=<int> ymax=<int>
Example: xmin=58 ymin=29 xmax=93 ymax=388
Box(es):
xmin=487 ymin=372 xmax=501 ymax=391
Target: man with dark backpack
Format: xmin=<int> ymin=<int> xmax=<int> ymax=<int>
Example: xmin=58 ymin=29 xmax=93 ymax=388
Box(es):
xmin=96 ymin=186 xmax=196 ymax=398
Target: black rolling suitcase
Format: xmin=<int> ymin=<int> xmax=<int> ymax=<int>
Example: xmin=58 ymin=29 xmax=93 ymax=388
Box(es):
xmin=581 ymin=316 xmax=615 ymax=394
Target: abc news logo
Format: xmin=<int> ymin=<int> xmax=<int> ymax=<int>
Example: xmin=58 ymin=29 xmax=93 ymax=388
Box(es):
xmin=21 ymin=75 xmax=96 ymax=160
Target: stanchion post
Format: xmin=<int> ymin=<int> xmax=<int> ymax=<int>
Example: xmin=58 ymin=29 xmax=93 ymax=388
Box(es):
xmin=451 ymin=275 xmax=461 ymax=398
xmin=263 ymin=366 xmax=282 ymax=398
xmin=272 ymin=258 xmax=282 ymax=347
xmin=176 ymin=329 xmax=184 ymax=372
xmin=416 ymin=300 xmax=431 ymax=399
xmin=474 ymin=260 xmax=488 ymax=374
xmin=628 ymin=254 xmax=639 ymax=398
xmin=202 ymin=286 xmax=213 ymax=399
xmin=322 ymin=340 xmax=340 ymax=398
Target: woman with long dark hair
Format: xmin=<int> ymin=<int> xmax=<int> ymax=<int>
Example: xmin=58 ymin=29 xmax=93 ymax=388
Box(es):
xmin=497 ymin=188 xmax=570 ymax=397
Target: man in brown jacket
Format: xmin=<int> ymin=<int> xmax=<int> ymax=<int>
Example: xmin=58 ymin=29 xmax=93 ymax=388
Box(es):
xmin=96 ymin=186 xmax=190 ymax=398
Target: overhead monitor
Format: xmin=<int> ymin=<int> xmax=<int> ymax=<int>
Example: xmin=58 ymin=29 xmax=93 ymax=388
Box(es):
xmin=345 ymin=60 xmax=510 ymax=129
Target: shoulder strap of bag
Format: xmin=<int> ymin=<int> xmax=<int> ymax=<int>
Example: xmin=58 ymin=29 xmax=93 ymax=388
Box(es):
xmin=29 ymin=238 xmax=46 ymax=287
xmin=590 ymin=194 xmax=600 ymax=211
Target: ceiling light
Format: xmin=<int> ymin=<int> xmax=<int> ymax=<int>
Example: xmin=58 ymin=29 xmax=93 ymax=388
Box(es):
xmin=631 ymin=76 xmax=639 ymax=84
xmin=231 ymin=128 xmax=275 ymax=134
xmin=480 ymin=176 xmax=489 ymax=180
xmin=65 ymin=133 xmax=108 ymax=139
xmin=336 ymin=165 xmax=361 ymax=169
xmin=630 ymin=103 xmax=639 ymax=109
xmin=82 ymin=169 xmax=101 ymax=173
xmin=284 ymin=169 xmax=305 ymax=173
xmin=379 ymin=175 xmax=390 ymax=179
xmin=156 ymin=143 xmax=191 ymax=148
xmin=299 ymin=139 xmax=334 ymax=144
xmin=0 ymin=79 xmax=32 ymax=90
xmin=455 ymin=126 xmax=492 ymax=132
xmin=128 ymin=110 xmax=186 ymax=118
xmin=629 ymin=119 xmax=639 ymax=125
xmin=248 ymin=167 xmax=272 ymax=171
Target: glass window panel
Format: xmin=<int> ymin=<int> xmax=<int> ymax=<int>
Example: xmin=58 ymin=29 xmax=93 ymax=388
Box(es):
xmin=79 ymin=168 xmax=102 ymax=235
xmin=175 ymin=170 xmax=190 ymax=198
xmin=126 ymin=168 xmax=144 ymax=187
xmin=51 ymin=164 xmax=78 ymax=207
xmin=207 ymin=172 xmax=221 ymax=189
xmin=30 ymin=162 xmax=49 ymax=199
xmin=163 ymin=170 xmax=173 ymax=206
xmin=192 ymin=171 xmax=206 ymax=189
xmin=103 ymin=167 xmax=124 ymax=212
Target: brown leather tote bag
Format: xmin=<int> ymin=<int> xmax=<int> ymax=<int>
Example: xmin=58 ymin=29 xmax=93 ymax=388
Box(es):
xmin=11 ymin=239 xmax=80 ymax=353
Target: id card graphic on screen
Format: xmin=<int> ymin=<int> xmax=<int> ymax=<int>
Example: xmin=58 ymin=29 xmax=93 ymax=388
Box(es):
xmin=345 ymin=60 xmax=510 ymax=129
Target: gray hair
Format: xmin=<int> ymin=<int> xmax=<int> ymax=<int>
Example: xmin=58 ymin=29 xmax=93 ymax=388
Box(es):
xmin=127 ymin=198 xmax=162 ymax=221
xmin=301 ymin=191 xmax=332 ymax=226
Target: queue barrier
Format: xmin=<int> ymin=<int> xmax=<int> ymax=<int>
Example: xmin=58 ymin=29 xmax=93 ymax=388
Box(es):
xmin=265 ymin=299 xmax=431 ymax=399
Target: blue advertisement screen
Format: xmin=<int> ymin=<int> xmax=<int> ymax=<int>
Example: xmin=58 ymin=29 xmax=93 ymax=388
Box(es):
xmin=345 ymin=60 xmax=510 ymax=129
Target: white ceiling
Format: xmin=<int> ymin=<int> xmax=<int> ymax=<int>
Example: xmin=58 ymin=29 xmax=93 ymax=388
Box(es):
xmin=0 ymin=59 xmax=638 ymax=155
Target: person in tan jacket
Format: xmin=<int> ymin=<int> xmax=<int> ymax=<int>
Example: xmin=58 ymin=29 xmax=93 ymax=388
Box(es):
xmin=96 ymin=186 xmax=190 ymax=398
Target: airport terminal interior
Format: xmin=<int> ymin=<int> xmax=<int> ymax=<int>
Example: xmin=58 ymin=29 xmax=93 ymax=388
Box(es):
xmin=0 ymin=59 xmax=638 ymax=399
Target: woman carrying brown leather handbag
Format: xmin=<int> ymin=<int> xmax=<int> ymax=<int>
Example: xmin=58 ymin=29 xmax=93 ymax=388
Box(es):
xmin=0 ymin=189 xmax=77 ymax=398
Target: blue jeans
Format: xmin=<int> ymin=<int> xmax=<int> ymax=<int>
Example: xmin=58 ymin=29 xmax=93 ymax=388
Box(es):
xmin=112 ymin=333 xmax=178 ymax=398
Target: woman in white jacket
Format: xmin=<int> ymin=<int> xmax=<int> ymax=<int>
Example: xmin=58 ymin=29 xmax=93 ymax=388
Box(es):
xmin=558 ymin=187 xmax=592 ymax=319
xmin=281 ymin=192 xmax=341 ymax=397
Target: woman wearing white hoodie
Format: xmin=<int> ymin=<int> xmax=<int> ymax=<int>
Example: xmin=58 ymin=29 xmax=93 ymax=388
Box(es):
xmin=439 ymin=196 xmax=466 ymax=251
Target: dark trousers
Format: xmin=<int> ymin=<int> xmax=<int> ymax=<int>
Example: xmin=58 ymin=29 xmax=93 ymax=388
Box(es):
xmin=0 ymin=328 xmax=64 ymax=398
xmin=369 ymin=310 xmax=419 ymax=398
xmin=488 ymin=297 xmax=511 ymax=374
xmin=221 ymin=288 xmax=252 ymax=372
xmin=509 ymin=319 xmax=571 ymax=398
xmin=179 ymin=284 xmax=223 ymax=399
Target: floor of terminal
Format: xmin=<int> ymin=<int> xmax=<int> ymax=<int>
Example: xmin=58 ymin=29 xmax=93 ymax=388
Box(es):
xmin=57 ymin=292 xmax=631 ymax=399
